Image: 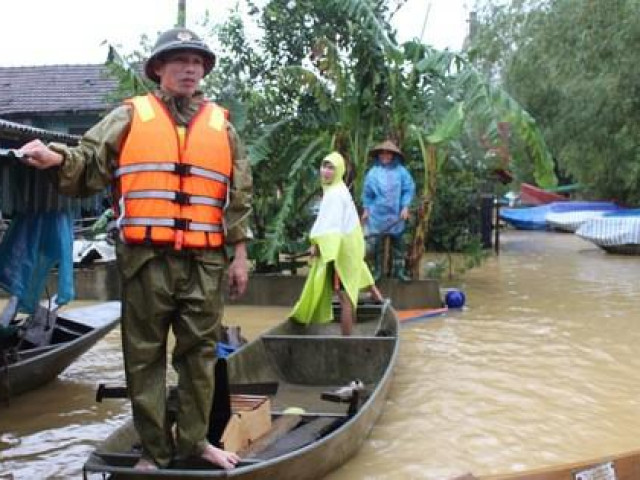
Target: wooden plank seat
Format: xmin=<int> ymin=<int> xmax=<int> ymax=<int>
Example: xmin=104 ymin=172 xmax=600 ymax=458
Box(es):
xmin=239 ymin=414 xmax=302 ymax=458
xmin=248 ymin=416 xmax=341 ymax=461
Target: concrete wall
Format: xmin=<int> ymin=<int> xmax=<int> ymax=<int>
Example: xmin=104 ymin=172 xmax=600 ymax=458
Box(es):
xmin=65 ymin=264 xmax=443 ymax=309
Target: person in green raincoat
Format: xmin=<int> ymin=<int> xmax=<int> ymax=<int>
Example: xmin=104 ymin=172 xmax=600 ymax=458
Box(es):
xmin=290 ymin=152 xmax=383 ymax=335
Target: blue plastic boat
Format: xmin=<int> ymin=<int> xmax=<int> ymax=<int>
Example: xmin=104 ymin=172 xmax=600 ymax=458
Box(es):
xmin=500 ymin=201 xmax=619 ymax=231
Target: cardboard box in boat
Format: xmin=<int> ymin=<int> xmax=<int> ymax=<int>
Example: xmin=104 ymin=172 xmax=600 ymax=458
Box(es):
xmin=221 ymin=395 xmax=271 ymax=453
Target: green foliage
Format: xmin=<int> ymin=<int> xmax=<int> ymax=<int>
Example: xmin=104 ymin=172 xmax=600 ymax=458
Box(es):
xmin=423 ymin=166 xmax=490 ymax=280
xmin=471 ymin=0 xmax=640 ymax=204
xmin=427 ymin=103 xmax=465 ymax=145
xmin=103 ymin=40 xmax=154 ymax=102
xmin=105 ymin=0 xmax=555 ymax=276
xmin=428 ymin=167 xmax=484 ymax=251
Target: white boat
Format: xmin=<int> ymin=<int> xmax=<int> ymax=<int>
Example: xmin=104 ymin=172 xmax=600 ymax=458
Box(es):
xmin=546 ymin=209 xmax=616 ymax=233
xmin=576 ymin=210 xmax=640 ymax=254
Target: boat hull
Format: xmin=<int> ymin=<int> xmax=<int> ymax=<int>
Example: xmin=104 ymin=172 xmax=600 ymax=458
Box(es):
xmin=501 ymin=202 xmax=619 ymax=231
xmin=519 ymin=183 xmax=567 ymax=206
xmin=576 ymin=212 xmax=640 ymax=255
xmin=483 ymin=448 xmax=640 ymax=479
xmin=83 ymin=302 xmax=399 ymax=479
xmin=1 ymin=301 xmax=120 ymax=399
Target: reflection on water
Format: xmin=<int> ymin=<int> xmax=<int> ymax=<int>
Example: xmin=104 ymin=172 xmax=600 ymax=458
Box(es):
xmin=3 ymin=230 xmax=640 ymax=479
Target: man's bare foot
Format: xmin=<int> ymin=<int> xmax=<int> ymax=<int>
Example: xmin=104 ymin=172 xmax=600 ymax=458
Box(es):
xmin=201 ymin=444 xmax=240 ymax=470
xmin=134 ymin=457 xmax=158 ymax=471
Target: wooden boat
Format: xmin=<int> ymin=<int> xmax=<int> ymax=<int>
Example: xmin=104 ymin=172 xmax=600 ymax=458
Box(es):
xmin=482 ymin=448 xmax=640 ymax=479
xmin=519 ymin=183 xmax=567 ymax=206
xmin=545 ymin=207 xmax=622 ymax=233
xmin=0 ymin=301 xmax=120 ymax=400
xmin=83 ymin=300 xmax=399 ymax=480
xmin=500 ymin=201 xmax=618 ymax=231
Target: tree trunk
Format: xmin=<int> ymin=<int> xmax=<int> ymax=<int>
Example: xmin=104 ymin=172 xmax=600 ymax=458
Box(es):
xmin=408 ymin=144 xmax=438 ymax=279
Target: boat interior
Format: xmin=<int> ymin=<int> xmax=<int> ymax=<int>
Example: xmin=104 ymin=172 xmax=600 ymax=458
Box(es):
xmin=1 ymin=303 xmax=90 ymax=360
xmin=87 ymin=302 xmax=398 ymax=475
xmin=227 ymin=302 xmax=397 ymax=414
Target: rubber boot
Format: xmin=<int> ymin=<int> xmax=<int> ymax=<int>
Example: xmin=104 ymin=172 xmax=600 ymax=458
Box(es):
xmin=391 ymin=235 xmax=411 ymax=282
xmin=372 ymin=236 xmax=383 ymax=282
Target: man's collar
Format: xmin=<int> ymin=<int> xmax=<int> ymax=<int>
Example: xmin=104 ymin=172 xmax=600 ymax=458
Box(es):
xmin=155 ymin=89 xmax=205 ymax=102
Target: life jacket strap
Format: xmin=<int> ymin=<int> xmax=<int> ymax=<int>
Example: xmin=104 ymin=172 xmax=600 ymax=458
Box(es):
xmin=123 ymin=190 xmax=225 ymax=207
xmin=119 ymin=217 xmax=223 ymax=233
xmin=114 ymin=162 xmax=230 ymax=184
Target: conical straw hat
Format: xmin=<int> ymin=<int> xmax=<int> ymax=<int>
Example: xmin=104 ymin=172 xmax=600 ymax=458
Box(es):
xmin=369 ymin=140 xmax=404 ymax=159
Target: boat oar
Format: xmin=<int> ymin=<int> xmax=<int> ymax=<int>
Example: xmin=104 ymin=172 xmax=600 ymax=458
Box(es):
xmin=95 ymin=384 xmax=127 ymax=401
xmin=95 ymin=380 xmax=279 ymax=402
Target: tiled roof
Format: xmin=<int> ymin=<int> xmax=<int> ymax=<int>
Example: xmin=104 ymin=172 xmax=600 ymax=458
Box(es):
xmin=0 ymin=64 xmax=118 ymax=116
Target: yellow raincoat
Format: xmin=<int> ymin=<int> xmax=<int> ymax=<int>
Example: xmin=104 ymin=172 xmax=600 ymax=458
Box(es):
xmin=290 ymin=152 xmax=375 ymax=324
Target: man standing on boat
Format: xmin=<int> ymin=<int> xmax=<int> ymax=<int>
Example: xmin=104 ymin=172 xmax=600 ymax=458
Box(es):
xmin=361 ymin=140 xmax=415 ymax=282
xmin=18 ymin=28 xmax=252 ymax=471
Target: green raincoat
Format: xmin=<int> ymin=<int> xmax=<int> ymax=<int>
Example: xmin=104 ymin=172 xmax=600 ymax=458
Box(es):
xmin=290 ymin=152 xmax=374 ymax=324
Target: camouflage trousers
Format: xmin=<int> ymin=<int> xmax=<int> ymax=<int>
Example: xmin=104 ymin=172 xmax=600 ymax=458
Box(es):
xmin=119 ymin=247 xmax=225 ymax=467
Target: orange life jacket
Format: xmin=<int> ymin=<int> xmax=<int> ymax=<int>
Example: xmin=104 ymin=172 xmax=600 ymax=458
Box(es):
xmin=115 ymin=94 xmax=232 ymax=250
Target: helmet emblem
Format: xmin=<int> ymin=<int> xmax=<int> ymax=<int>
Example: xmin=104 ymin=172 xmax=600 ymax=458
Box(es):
xmin=177 ymin=31 xmax=193 ymax=42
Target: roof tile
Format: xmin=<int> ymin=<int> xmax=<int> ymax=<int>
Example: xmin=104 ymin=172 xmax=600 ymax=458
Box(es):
xmin=0 ymin=64 xmax=118 ymax=115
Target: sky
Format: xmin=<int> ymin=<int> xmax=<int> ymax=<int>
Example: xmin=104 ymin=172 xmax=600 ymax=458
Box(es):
xmin=0 ymin=0 xmax=470 ymax=67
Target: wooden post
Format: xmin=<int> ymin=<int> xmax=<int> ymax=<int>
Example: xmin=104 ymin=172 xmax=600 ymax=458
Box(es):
xmin=494 ymin=196 xmax=500 ymax=255
xmin=177 ymin=0 xmax=186 ymax=27
xmin=480 ymin=194 xmax=494 ymax=249
xmin=383 ymin=236 xmax=391 ymax=278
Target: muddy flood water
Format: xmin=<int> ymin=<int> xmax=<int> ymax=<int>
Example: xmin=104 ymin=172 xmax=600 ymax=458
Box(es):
xmin=2 ymin=229 xmax=640 ymax=479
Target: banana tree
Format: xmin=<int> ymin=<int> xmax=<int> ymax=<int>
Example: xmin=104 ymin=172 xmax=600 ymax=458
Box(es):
xmin=376 ymin=38 xmax=558 ymax=277
xmin=407 ymin=103 xmax=465 ymax=277
xmin=264 ymin=0 xmax=558 ymax=275
xmin=217 ymin=0 xmax=558 ymax=272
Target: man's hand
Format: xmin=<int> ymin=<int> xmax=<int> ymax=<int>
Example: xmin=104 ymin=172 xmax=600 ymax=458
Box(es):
xmin=19 ymin=139 xmax=63 ymax=169
xmin=400 ymin=207 xmax=410 ymax=221
xmin=228 ymin=242 xmax=249 ymax=300
xmin=361 ymin=208 xmax=370 ymax=223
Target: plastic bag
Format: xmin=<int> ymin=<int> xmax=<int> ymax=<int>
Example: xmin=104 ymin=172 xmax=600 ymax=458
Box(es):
xmin=0 ymin=211 xmax=74 ymax=313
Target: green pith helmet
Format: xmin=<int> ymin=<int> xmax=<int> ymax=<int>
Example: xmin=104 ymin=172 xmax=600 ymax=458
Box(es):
xmin=144 ymin=28 xmax=216 ymax=83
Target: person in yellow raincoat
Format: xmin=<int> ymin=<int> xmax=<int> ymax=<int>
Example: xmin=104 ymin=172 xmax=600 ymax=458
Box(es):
xmin=290 ymin=152 xmax=383 ymax=335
